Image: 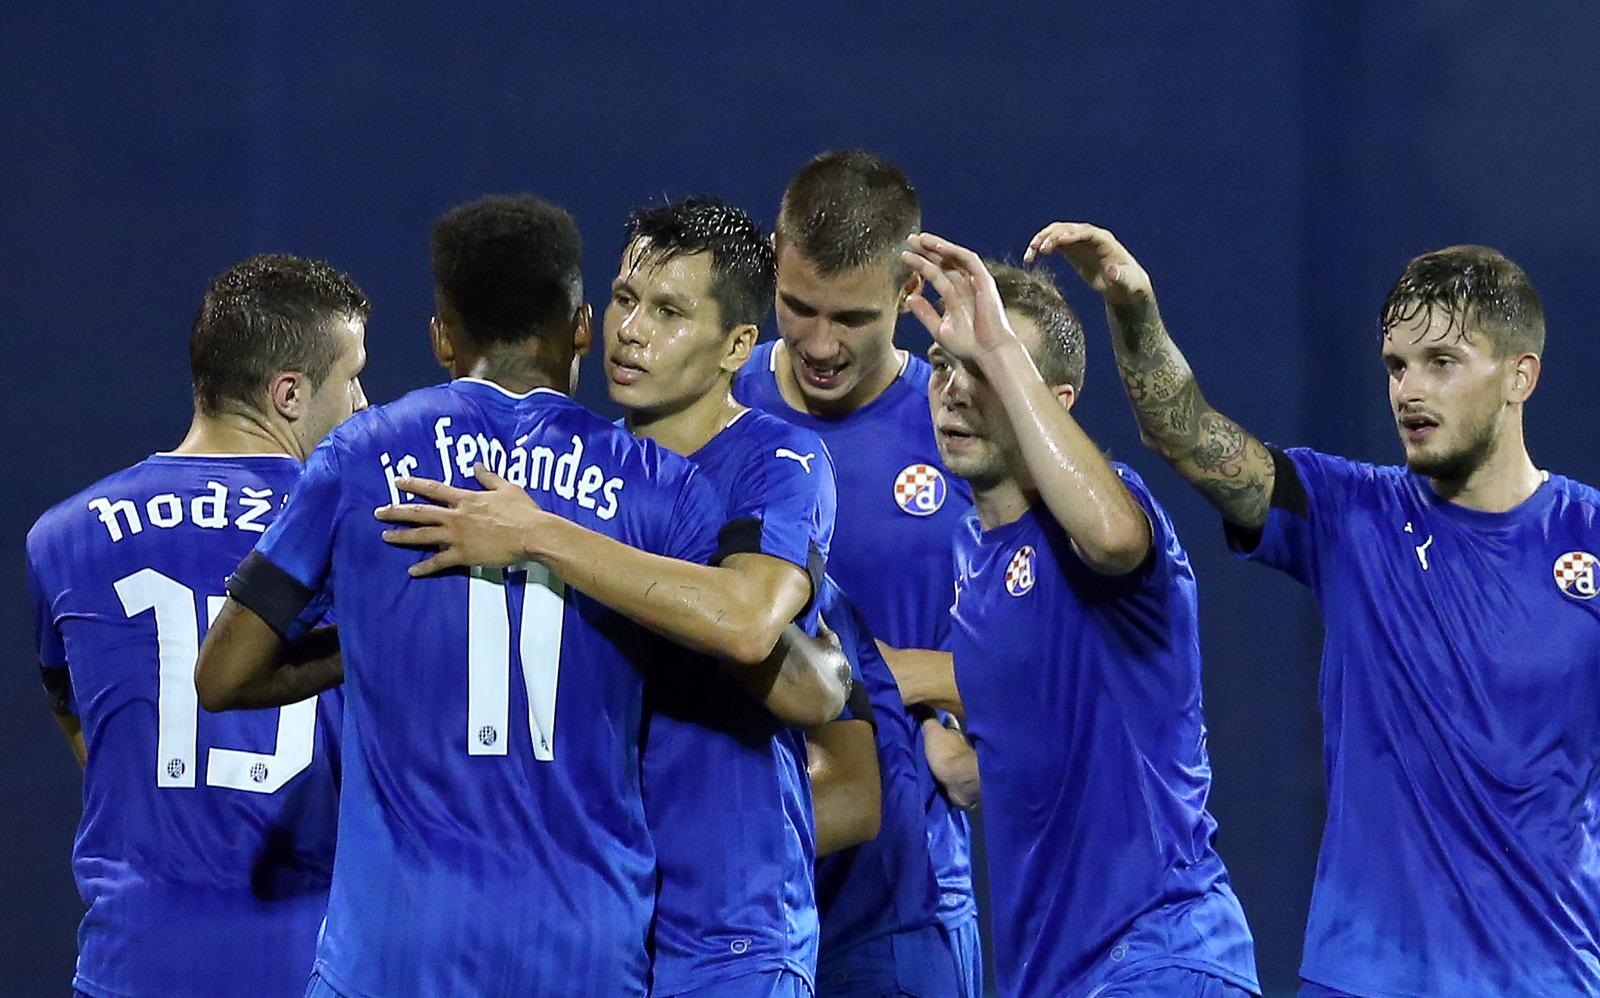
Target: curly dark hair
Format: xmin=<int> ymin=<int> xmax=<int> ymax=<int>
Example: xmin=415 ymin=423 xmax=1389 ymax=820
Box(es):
xmin=986 ymin=262 xmax=1086 ymax=393
xmin=775 ymin=149 xmax=920 ymax=285
xmin=625 ymin=196 xmax=776 ymax=331
xmin=189 ymin=253 xmax=370 ymax=416
xmin=430 ymin=194 xmax=584 ymax=347
xmin=1380 ymin=245 xmax=1545 ymax=356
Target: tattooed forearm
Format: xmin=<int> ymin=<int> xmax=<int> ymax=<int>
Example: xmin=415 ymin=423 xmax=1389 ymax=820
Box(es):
xmin=1105 ymin=299 xmax=1274 ymax=529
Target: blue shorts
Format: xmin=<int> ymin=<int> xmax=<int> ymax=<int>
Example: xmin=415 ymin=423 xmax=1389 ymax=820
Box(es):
xmin=1089 ymin=965 xmax=1258 ymax=998
xmin=816 ymin=924 xmax=959 ymax=997
xmin=658 ymin=969 xmax=812 ymax=998
xmin=940 ymin=913 xmax=983 ymax=998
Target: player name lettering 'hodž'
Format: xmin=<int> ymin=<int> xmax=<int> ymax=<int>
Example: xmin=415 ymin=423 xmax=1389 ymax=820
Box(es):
xmin=378 ymin=415 xmax=627 ymax=518
xmin=87 ymin=480 xmax=281 ymax=542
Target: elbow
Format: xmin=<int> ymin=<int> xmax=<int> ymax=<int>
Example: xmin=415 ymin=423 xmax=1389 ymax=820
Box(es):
xmin=1080 ymin=513 xmax=1152 ymax=577
xmin=721 ymin=607 xmax=787 ymax=668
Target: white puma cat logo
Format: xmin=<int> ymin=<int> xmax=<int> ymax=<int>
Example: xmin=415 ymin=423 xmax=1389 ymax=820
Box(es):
xmin=775 ymin=448 xmax=816 ymax=473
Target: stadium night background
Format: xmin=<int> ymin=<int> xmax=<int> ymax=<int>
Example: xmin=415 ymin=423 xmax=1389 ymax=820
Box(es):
xmin=5 ymin=3 xmax=1599 ymax=996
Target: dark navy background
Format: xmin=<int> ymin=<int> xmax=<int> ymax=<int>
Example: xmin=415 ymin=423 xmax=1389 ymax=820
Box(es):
xmin=6 ymin=4 xmax=1597 ymax=994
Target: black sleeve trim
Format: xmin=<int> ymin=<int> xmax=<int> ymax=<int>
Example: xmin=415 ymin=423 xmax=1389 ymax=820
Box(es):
xmin=228 ymin=551 xmax=316 ymax=640
xmin=804 ymin=542 xmax=826 ymax=608
xmin=39 ymin=664 xmax=74 ymax=717
xmin=711 ymin=517 xmax=763 ymax=565
xmin=1268 ymin=446 xmax=1309 ymax=515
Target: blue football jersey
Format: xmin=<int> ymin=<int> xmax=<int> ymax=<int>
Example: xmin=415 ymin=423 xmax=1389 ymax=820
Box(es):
xmin=233 ymin=378 xmax=723 ymax=998
xmin=734 ymin=342 xmax=975 ymax=926
xmin=642 ymin=408 xmax=836 ymax=995
xmin=811 ymin=578 xmax=946 ymax=969
xmin=950 ymin=465 xmax=1258 ymax=998
xmin=1232 ymin=448 xmax=1600 ymax=996
xmin=25 ymin=453 xmax=341 ymax=998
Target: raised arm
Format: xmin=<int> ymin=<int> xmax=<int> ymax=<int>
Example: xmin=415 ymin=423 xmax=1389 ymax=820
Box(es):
xmin=902 ymin=233 xmax=1150 ymax=574
xmin=376 ymin=466 xmax=849 ymax=722
xmin=1026 ymin=222 xmax=1276 ymax=531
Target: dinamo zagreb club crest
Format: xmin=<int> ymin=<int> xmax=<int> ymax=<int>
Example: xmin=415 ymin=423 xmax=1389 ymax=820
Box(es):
xmin=1553 ymin=550 xmax=1599 ymax=601
xmin=1005 ymin=545 xmax=1037 ymax=597
xmin=893 ymin=463 xmax=948 ymax=517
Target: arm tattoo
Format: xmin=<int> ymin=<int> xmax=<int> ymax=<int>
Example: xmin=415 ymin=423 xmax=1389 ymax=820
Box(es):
xmin=1107 ymin=299 xmax=1274 ymax=528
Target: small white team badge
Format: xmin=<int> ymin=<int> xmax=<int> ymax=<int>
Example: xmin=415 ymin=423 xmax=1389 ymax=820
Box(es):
xmin=893 ymin=463 xmax=947 ymax=516
xmin=1004 ymin=546 xmax=1036 ymax=597
xmin=775 ymin=448 xmax=816 ymax=473
xmin=1553 ymin=551 xmax=1599 ymax=600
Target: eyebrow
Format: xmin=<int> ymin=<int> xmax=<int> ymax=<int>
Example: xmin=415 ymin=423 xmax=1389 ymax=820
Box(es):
xmin=780 ymin=290 xmax=881 ymax=324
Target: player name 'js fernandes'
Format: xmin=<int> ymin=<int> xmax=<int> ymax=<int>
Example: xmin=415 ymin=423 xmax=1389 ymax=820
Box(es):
xmin=379 ymin=416 xmax=626 ymax=519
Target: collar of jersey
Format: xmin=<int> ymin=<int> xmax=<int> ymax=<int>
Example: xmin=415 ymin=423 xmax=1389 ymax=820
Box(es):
xmin=149 ymin=451 xmax=299 ymax=461
xmin=1410 ymin=468 xmax=1557 ymax=531
xmin=453 ymin=377 xmax=568 ymax=400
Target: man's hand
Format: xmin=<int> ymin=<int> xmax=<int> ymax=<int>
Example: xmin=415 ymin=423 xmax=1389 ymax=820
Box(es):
xmin=901 ymin=232 xmax=1023 ymax=367
xmin=1024 ymin=222 xmax=1153 ymax=305
xmin=922 ymin=716 xmax=981 ymax=811
xmin=376 ymin=464 xmax=546 ymax=576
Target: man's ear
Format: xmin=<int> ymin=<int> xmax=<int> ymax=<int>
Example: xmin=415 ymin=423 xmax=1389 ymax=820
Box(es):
xmin=1053 ymin=382 xmax=1078 ymax=413
xmin=268 ymin=372 xmax=305 ymax=421
xmin=572 ymin=303 xmax=594 ymax=355
xmin=430 ymin=315 xmax=455 ymax=369
xmin=722 ymin=323 xmax=758 ymax=374
xmin=897 ymin=270 xmax=925 ymax=313
xmin=1509 ymin=352 xmax=1540 ymax=404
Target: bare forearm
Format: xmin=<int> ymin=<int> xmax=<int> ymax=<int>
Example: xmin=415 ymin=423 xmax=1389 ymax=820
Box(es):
xmin=980 ymin=341 xmax=1149 ymax=573
xmin=523 ymin=516 xmax=781 ymax=666
xmin=808 ymin=720 xmax=882 ymax=855
xmin=741 ymin=625 xmax=850 ymax=728
xmin=878 ymin=643 xmax=963 ymax=717
xmin=198 ymin=618 xmax=342 ymax=711
xmin=1105 ymin=297 xmax=1274 ymax=529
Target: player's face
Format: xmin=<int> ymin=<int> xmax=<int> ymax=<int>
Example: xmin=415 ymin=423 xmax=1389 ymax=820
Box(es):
xmin=604 ymin=244 xmax=736 ymax=419
xmin=297 ymin=315 xmax=368 ymax=451
xmin=774 ymin=243 xmax=907 ymax=410
xmin=1382 ymin=310 xmax=1517 ymax=481
xmin=928 ymin=312 xmax=1041 ymax=491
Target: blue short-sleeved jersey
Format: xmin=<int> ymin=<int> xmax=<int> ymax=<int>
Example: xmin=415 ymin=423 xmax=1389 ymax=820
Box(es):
xmin=26 ymin=454 xmax=341 ymax=998
xmin=1233 ymin=448 xmax=1600 ymax=996
xmin=235 ymin=378 xmax=723 ymax=998
xmin=643 ymin=409 xmax=836 ymax=995
xmin=734 ymin=342 xmax=975 ymax=927
xmin=951 ymin=465 xmax=1258 ymax=998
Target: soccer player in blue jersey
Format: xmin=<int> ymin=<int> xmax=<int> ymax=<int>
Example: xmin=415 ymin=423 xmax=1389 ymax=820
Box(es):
xmin=372 ymin=195 xmax=874 ymax=998
xmin=732 ymin=150 xmax=977 ymax=996
xmin=25 ymin=254 xmax=368 ymax=998
xmin=196 ymin=195 xmax=735 ymax=997
xmin=900 ymin=234 xmax=1260 ymax=998
xmin=1038 ymin=221 xmax=1600 ymax=996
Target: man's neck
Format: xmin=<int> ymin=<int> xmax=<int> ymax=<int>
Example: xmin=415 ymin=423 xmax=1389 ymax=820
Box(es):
xmin=972 ymin=477 xmax=1037 ymax=533
xmin=773 ymin=340 xmax=904 ymax=418
xmin=464 ymin=347 xmax=566 ymax=396
xmin=627 ymin=384 xmax=743 ymax=457
xmin=1430 ymin=429 xmax=1543 ymax=513
xmin=170 ymin=410 xmax=299 ymax=459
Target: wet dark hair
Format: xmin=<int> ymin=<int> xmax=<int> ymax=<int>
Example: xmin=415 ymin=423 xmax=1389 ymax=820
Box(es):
xmin=430 ymin=194 xmax=584 ymax=346
xmin=988 ymin=262 xmax=1086 ymax=393
xmin=189 ymin=254 xmax=369 ymax=416
xmin=775 ymin=149 xmax=920 ymax=285
xmin=626 ymin=196 xmax=776 ymax=330
xmin=1380 ymin=244 xmax=1545 ymax=356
